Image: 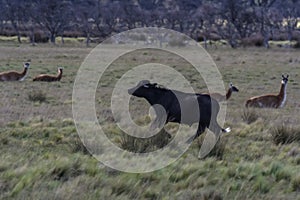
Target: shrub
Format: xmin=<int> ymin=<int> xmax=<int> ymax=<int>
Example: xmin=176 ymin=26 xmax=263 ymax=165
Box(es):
xmin=268 ymin=162 xmax=291 ymax=181
xmin=291 ymin=31 xmax=300 ymax=41
xmin=271 ymin=126 xmax=300 ymax=145
xmin=291 ymin=175 xmax=300 ymax=191
xmin=119 ymin=129 xmax=171 ymax=153
xmin=253 ymin=175 xmax=270 ymax=193
xmin=197 ymin=135 xmax=227 ymax=160
xmin=293 ymin=40 xmax=300 ymax=49
xmin=241 ymin=34 xmax=264 ymax=47
xmin=128 ymin=33 xmax=146 ymax=41
xmin=28 ymin=90 xmax=47 ymax=103
xmin=201 ymin=190 xmax=223 ymax=200
xmin=241 ymin=108 xmax=259 ymax=124
xmin=70 ymin=137 xmax=90 ymax=155
xmin=168 ymin=36 xmax=187 ymax=47
xmin=63 ymin=30 xmax=84 ymax=38
xmin=30 ymin=31 xmax=49 ymax=43
xmin=207 ymin=138 xmax=226 ymax=160
xmin=196 ymin=34 xmax=205 ymax=42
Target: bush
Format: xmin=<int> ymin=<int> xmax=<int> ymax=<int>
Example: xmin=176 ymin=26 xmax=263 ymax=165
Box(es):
xmin=28 ymin=90 xmax=47 ymax=103
xmin=271 ymin=126 xmax=300 ymax=145
xmin=70 ymin=137 xmax=90 ymax=155
xmin=253 ymin=175 xmax=270 ymax=193
xmin=30 ymin=31 xmax=49 ymax=43
xmin=241 ymin=34 xmax=264 ymax=47
xmin=128 ymin=33 xmax=146 ymax=41
xmin=196 ymin=34 xmax=205 ymax=42
xmin=197 ymin=135 xmax=227 ymax=160
xmin=271 ymin=33 xmax=288 ymax=41
xmin=291 ymin=175 xmax=300 ymax=191
xmin=168 ymin=36 xmax=187 ymax=47
xmin=207 ymin=138 xmax=226 ymax=160
xmin=63 ymin=30 xmax=84 ymax=38
xmin=119 ymin=129 xmax=171 ymax=153
xmin=200 ymin=190 xmax=223 ymax=200
xmin=293 ymin=40 xmax=300 ymax=49
xmin=241 ymin=108 xmax=259 ymax=124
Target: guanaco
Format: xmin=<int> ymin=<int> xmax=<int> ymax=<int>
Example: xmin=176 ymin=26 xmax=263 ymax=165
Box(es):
xmin=0 ymin=62 xmax=30 ymax=81
xmin=245 ymin=75 xmax=289 ymax=108
xmin=33 ymin=67 xmax=63 ymax=82
xmin=210 ymin=82 xmax=239 ymax=101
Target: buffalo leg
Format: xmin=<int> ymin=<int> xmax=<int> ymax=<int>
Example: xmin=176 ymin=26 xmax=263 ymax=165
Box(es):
xmin=186 ymin=124 xmax=206 ymax=144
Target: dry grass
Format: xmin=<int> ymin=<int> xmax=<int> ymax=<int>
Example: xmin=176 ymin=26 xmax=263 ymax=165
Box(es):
xmin=271 ymin=126 xmax=300 ymax=145
xmin=28 ymin=90 xmax=47 ymax=103
xmin=0 ymin=41 xmax=300 ymax=199
xmin=0 ymin=44 xmax=91 ymax=125
xmin=119 ymin=129 xmax=171 ymax=153
xmin=241 ymin=108 xmax=259 ymax=124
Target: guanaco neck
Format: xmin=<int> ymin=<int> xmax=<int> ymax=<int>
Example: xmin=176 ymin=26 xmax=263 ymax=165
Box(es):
xmin=57 ymin=69 xmax=63 ymax=80
xmin=225 ymin=88 xmax=232 ymax=100
xmin=279 ymin=81 xmax=287 ymax=107
xmin=18 ymin=67 xmax=29 ymax=81
xmin=21 ymin=67 xmax=28 ymax=76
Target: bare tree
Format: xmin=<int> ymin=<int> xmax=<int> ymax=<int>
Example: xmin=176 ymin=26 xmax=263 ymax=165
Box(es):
xmin=136 ymin=0 xmax=168 ymax=27
xmin=32 ymin=0 xmax=73 ymax=44
xmin=73 ymin=0 xmax=97 ymax=46
xmin=94 ymin=0 xmax=126 ymax=38
xmin=216 ymin=0 xmax=256 ymax=48
xmin=171 ymin=0 xmax=203 ymax=35
xmin=251 ymin=0 xmax=278 ymax=48
xmin=0 ymin=0 xmax=4 ymax=33
xmin=120 ymin=0 xmax=139 ymax=30
xmin=277 ymin=0 xmax=300 ymax=43
xmin=0 ymin=0 xmax=298 ymax=49
xmin=137 ymin=0 xmax=163 ymax=10
xmin=2 ymin=0 xmax=27 ymax=43
xmin=193 ymin=1 xmax=220 ymax=48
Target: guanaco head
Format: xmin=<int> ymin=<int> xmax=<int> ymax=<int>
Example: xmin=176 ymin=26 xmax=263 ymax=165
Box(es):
xmin=229 ymin=82 xmax=239 ymax=92
xmin=58 ymin=67 xmax=63 ymax=73
xmin=281 ymin=74 xmax=289 ymax=85
xmin=24 ymin=62 xmax=30 ymax=69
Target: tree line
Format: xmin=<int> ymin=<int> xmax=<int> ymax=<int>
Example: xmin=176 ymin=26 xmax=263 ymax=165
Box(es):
xmin=0 ymin=0 xmax=299 ymax=48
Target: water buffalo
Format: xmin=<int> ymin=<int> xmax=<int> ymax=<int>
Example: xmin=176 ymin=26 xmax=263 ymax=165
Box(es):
xmin=128 ymin=80 xmax=230 ymax=143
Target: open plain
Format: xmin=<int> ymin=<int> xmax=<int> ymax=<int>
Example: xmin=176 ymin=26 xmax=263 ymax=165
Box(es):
xmin=0 ymin=39 xmax=300 ymax=199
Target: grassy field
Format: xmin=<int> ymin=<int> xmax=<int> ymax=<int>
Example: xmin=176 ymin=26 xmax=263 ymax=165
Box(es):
xmin=0 ymin=40 xmax=300 ymax=199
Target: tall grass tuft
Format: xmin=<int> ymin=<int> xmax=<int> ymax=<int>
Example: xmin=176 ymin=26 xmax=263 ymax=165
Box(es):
xmin=241 ymin=108 xmax=259 ymax=124
xmin=70 ymin=137 xmax=90 ymax=155
xmin=206 ymin=139 xmax=226 ymax=160
xmin=253 ymin=175 xmax=270 ymax=193
xmin=119 ymin=129 xmax=171 ymax=153
xmin=271 ymin=126 xmax=300 ymax=145
xmin=201 ymin=190 xmax=223 ymax=200
xmin=28 ymin=90 xmax=47 ymax=103
xmin=291 ymin=175 xmax=300 ymax=191
xmin=197 ymin=135 xmax=227 ymax=160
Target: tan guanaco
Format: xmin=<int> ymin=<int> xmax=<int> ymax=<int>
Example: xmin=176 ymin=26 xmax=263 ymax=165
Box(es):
xmin=245 ymin=75 xmax=289 ymax=108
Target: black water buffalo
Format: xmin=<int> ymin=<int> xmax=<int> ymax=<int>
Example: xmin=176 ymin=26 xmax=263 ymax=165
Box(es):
xmin=128 ymin=80 xmax=230 ymax=142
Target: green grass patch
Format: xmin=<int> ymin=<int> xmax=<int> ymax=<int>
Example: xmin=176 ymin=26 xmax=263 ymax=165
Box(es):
xmin=271 ymin=126 xmax=300 ymax=145
xmin=0 ymin=44 xmax=300 ymax=199
xmin=241 ymin=108 xmax=259 ymax=124
xmin=28 ymin=90 xmax=47 ymax=103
